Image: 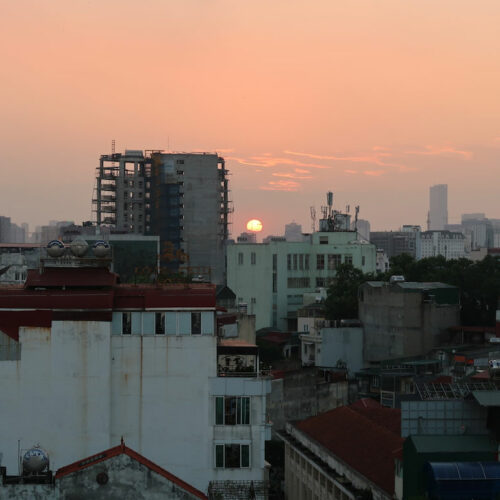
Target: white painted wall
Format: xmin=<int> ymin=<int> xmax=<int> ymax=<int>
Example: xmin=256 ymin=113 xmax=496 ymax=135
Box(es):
xmin=0 ymin=318 xmax=270 ymax=493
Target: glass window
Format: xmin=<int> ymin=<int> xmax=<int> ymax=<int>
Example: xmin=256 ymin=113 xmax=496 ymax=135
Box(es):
xmin=191 ymin=312 xmax=201 ymax=335
xmin=293 ymin=254 xmax=298 ymax=270
xmin=362 ymin=255 xmax=366 ymax=266
xmin=155 ymin=312 xmax=165 ymax=335
xmin=215 ymin=397 xmax=250 ymax=425
xmin=304 ymin=255 xmax=309 ymax=270
xmin=319 ymin=236 xmax=328 ymax=244
xmin=215 ymin=444 xmax=250 ymax=469
xmin=344 ymin=254 xmax=353 ymax=265
xmin=251 ymin=252 xmax=256 ymax=265
xmin=327 ymin=254 xmax=341 ymax=270
xmin=238 ymin=252 xmax=244 ymax=265
xmin=299 ymin=254 xmax=304 ymax=270
xmin=287 ymin=254 xmax=291 ymax=270
xmin=122 ymin=312 xmax=131 ymax=335
xmin=316 ymin=254 xmax=324 ymax=270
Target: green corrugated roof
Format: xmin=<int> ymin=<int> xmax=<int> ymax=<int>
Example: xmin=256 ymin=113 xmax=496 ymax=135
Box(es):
xmin=411 ymin=435 xmax=497 ymax=454
xmin=396 ymin=282 xmax=456 ymax=290
xmin=472 ymin=390 xmax=500 ymax=407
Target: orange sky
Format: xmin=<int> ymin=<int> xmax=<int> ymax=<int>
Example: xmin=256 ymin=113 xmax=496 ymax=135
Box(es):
xmin=1 ymin=0 xmax=499 ymax=236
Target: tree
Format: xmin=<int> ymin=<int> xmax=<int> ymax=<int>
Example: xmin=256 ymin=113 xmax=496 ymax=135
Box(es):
xmin=324 ymin=264 xmax=369 ymax=320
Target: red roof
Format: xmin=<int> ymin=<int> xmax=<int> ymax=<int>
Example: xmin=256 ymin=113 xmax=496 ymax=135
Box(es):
xmin=294 ymin=403 xmax=403 ymax=495
xmin=0 ymin=267 xmax=216 ymax=341
xmin=55 ymin=440 xmax=207 ymax=499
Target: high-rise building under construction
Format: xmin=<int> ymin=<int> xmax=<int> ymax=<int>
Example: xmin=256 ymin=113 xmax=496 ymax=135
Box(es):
xmin=92 ymin=150 xmax=231 ymax=284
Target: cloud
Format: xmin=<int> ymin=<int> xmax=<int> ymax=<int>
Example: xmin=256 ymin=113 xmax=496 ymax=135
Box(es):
xmin=227 ymin=155 xmax=329 ymax=169
xmin=294 ymin=168 xmax=310 ymax=174
xmin=283 ymin=149 xmax=408 ymax=170
xmin=363 ymin=170 xmax=385 ymax=176
xmin=272 ymin=172 xmax=313 ymax=180
xmin=260 ymin=180 xmax=300 ymax=191
xmin=214 ymin=148 xmax=235 ymax=154
xmin=344 ymin=169 xmax=358 ymax=174
xmin=404 ymin=145 xmax=473 ymax=159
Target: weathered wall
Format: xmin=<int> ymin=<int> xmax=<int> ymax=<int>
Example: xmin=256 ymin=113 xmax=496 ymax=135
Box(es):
xmin=0 ymin=321 xmax=112 ymax=473
xmin=359 ymin=285 xmax=460 ymax=361
xmin=318 ymin=328 xmax=363 ymax=374
xmin=267 ymin=369 xmax=348 ymax=431
xmin=58 ymin=453 xmax=201 ymax=500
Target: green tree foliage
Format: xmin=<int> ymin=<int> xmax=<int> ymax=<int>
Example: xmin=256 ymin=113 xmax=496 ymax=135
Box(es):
xmin=377 ymin=255 xmax=500 ymax=326
xmin=324 ymin=256 xmax=500 ymax=326
xmin=324 ymin=264 xmax=373 ymax=320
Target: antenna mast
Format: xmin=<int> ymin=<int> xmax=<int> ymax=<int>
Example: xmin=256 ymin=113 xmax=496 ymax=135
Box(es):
xmin=310 ymin=207 xmax=316 ymax=233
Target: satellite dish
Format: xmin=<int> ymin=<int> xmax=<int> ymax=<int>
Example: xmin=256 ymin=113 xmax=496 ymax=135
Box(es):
xmin=47 ymin=240 xmax=65 ymax=258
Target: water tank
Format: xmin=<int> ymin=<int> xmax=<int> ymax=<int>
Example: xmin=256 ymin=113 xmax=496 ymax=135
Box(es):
xmin=46 ymin=240 xmax=65 ymax=258
xmin=70 ymin=238 xmax=89 ymax=257
xmin=23 ymin=447 xmax=49 ymax=474
xmin=92 ymin=240 xmax=111 ymax=258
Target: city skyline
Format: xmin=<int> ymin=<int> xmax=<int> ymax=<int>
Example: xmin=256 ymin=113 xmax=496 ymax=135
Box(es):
xmin=1 ymin=1 xmax=500 ymax=236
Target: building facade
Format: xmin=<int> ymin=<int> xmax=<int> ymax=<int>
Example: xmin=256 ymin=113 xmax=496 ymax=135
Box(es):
xmin=428 ymin=184 xmax=448 ymax=231
xmin=227 ymin=230 xmax=376 ymax=331
xmin=93 ymin=150 xmax=230 ymax=284
xmin=420 ymin=230 xmax=466 ymax=259
xmin=0 ymin=257 xmax=270 ymax=494
xmin=359 ymin=281 xmax=460 ymax=362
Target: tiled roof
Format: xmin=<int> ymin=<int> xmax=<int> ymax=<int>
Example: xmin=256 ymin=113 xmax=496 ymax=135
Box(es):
xmin=294 ymin=403 xmax=403 ymax=495
xmin=55 ymin=440 xmax=207 ymax=499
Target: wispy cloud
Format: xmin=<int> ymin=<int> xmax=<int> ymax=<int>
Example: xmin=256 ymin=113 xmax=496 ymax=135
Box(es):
xmin=272 ymin=172 xmax=313 ymax=180
xmin=283 ymin=149 xmax=408 ymax=170
xmin=363 ymin=170 xmax=385 ymax=176
xmin=404 ymin=145 xmax=473 ymax=159
xmin=227 ymin=155 xmax=329 ymax=170
xmin=260 ymin=180 xmax=301 ymax=191
xmin=344 ymin=169 xmax=358 ymax=174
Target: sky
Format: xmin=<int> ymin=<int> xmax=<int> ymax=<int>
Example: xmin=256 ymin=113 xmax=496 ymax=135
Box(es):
xmin=1 ymin=0 xmax=499 ymax=237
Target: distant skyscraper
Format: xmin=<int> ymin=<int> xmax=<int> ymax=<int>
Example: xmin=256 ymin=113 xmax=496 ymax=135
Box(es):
xmin=428 ymin=184 xmax=448 ymax=230
xmin=284 ymin=222 xmax=303 ymax=242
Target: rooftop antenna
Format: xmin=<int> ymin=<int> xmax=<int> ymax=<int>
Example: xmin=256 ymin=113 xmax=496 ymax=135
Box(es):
xmin=111 ymin=139 xmax=116 ymax=155
xmin=310 ymin=206 xmax=316 ymax=233
xmin=346 ymin=204 xmax=350 ymax=213
xmin=326 ymin=191 xmax=333 ymax=218
xmin=354 ymin=205 xmax=360 ymax=232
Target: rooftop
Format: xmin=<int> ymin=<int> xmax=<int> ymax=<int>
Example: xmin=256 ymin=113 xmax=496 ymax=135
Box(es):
xmin=293 ymin=402 xmax=403 ymax=495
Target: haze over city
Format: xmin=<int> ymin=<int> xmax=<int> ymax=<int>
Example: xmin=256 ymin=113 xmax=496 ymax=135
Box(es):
xmin=1 ymin=0 xmax=500 ymax=235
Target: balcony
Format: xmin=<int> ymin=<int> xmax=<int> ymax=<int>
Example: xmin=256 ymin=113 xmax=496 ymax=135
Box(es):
xmin=217 ymin=339 xmax=260 ymax=377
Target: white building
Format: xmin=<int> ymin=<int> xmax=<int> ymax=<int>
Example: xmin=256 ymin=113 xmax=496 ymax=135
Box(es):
xmin=420 ymin=230 xmax=466 ymax=259
xmin=352 ymin=219 xmax=370 ymax=241
xmin=227 ymin=229 xmax=376 ymax=331
xmin=428 ymin=184 xmax=448 ymax=231
xmin=0 ymin=257 xmax=270 ymax=495
xmin=285 ymin=222 xmax=304 ymax=242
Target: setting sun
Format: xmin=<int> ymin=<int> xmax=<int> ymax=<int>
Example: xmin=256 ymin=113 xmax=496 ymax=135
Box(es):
xmin=246 ymin=219 xmax=263 ymax=232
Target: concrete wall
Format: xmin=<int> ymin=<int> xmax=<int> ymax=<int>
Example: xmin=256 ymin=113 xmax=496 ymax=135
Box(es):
xmin=267 ymin=369 xmax=348 ymax=431
xmin=58 ymin=453 xmax=201 ymax=500
xmin=0 ymin=320 xmax=270 ymax=493
xmin=359 ymin=285 xmax=460 ymax=362
xmin=318 ymin=328 xmax=363 ymax=374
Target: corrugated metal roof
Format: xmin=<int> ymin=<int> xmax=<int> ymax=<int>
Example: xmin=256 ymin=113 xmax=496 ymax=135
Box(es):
xmin=411 ymin=435 xmax=497 ymax=454
xmin=472 ymin=390 xmax=500 ymax=407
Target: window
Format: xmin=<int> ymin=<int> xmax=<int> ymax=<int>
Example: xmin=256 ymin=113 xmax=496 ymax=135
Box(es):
xmin=155 ymin=312 xmax=165 ymax=335
xmin=215 ymin=444 xmax=250 ymax=468
xmin=327 ymin=254 xmax=341 ymax=270
xmin=316 ymin=254 xmax=325 ymax=270
xmin=293 ymin=254 xmax=298 ymax=270
xmin=122 ymin=312 xmax=131 ymax=335
xmin=215 ymin=396 xmax=250 ymax=425
xmin=176 ymin=159 xmax=185 ymax=164
xmin=304 ymin=255 xmax=309 ymax=270
xmin=124 ymin=203 xmax=128 ymax=211
xmin=319 ymin=236 xmax=328 ymax=244
xmin=191 ymin=312 xmax=201 ymax=335
xmin=287 ymin=254 xmax=291 ymax=270
xmin=299 ymin=254 xmax=304 ymax=270
xmin=238 ymin=252 xmax=244 ymax=265
xmin=272 ymin=274 xmax=277 ymax=293
xmin=316 ymin=277 xmax=326 ymax=288
xmin=344 ymin=254 xmax=353 ymax=265
xmin=272 ymin=254 xmax=277 ymax=271
xmin=287 ymin=277 xmax=310 ymax=288
xmin=251 ymin=252 xmax=256 ymax=265
xmin=362 ymin=255 xmax=366 ymax=266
